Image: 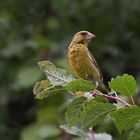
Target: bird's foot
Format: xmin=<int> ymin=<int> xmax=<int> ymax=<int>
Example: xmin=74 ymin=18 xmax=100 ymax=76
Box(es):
xmin=95 ymin=81 xmax=99 ymax=88
xmin=108 ymin=90 xmax=118 ymax=97
xmin=84 ymin=92 xmax=94 ymax=100
xmin=75 ymin=91 xmax=84 ymax=96
xmin=91 ymin=89 xmax=97 ymax=97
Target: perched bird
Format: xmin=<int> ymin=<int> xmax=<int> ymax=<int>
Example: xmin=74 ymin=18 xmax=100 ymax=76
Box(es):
xmin=68 ymin=31 xmax=110 ymax=96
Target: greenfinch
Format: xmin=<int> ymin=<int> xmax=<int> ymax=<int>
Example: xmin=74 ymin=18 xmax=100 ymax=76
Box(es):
xmin=68 ymin=31 xmax=109 ymax=95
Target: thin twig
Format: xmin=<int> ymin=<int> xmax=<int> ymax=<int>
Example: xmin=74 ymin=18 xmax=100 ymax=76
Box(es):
xmin=88 ymin=127 xmax=96 ymax=140
xmin=130 ymin=96 xmax=135 ymax=105
xmin=117 ymin=106 xmax=126 ymax=109
xmin=92 ymin=90 xmax=131 ymax=106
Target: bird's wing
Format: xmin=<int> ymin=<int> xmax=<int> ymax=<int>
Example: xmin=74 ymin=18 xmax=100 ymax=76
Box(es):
xmin=87 ymin=50 xmax=103 ymax=81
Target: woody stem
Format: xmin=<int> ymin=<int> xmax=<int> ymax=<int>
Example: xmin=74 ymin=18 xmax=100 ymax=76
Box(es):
xmin=88 ymin=127 xmax=96 ymax=140
xmin=92 ymin=90 xmax=131 ymax=106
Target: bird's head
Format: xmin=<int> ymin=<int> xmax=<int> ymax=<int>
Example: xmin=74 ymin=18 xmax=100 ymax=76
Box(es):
xmin=71 ymin=31 xmax=95 ymax=46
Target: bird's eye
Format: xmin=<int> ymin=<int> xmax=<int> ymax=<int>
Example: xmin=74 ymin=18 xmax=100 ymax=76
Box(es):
xmin=80 ymin=32 xmax=88 ymax=36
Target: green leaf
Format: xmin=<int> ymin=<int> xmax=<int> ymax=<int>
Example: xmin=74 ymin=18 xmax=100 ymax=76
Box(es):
xmin=109 ymin=74 xmax=136 ymax=96
xmin=60 ymin=125 xmax=112 ymax=140
xmin=66 ymin=98 xmax=116 ymax=128
xmin=94 ymin=133 xmax=112 ymax=140
xmin=38 ymin=61 xmax=75 ymax=86
xmin=66 ymin=97 xmax=87 ymax=126
xmin=128 ymin=128 xmax=140 ymax=140
xmin=60 ymin=124 xmax=88 ymax=138
xmin=110 ymin=106 xmax=140 ymax=133
xmin=83 ymin=101 xmax=116 ymax=128
xmin=64 ymin=78 xmax=95 ymax=92
xmin=33 ymin=80 xmax=64 ymax=99
xmin=94 ymin=96 xmax=108 ymax=103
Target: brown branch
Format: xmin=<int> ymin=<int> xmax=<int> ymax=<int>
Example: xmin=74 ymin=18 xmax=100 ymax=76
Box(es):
xmin=88 ymin=127 xmax=96 ymax=140
xmin=92 ymin=90 xmax=131 ymax=106
xmin=130 ymin=96 xmax=135 ymax=105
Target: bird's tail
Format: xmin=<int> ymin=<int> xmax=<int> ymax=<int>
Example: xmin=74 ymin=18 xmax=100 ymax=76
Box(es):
xmin=97 ymin=82 xmax=117 ymax=103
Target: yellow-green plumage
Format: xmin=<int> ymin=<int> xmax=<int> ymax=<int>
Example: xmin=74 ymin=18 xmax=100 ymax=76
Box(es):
xmin=68 ymin=31 xmax=108 ymax=94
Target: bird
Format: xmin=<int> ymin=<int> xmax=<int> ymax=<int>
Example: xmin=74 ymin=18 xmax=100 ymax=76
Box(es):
xmin=68 ymin=31 xmax=116 ymax=102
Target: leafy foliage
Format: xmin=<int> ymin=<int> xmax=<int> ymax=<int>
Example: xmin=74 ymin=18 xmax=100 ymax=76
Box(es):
xmin=66 ymin=97 xmax=87 ymax=126
xmin=64 ymin=78 xmax=95 ymax=92
xmin=94 ymin=133 xmax=112 ymax=140
xmin=60 ymin=125 xmax=113 ymax=140
xmin=38 ymin=61 xmax=75 ymax=86
xmin=60 ymin=124 xmax=88 ymax=138
xmin=110 ymin=106 xmax=140 ymax=133
xmin=109 ymin=74 xmax=136 ymax=96
xmin=1 ymin=0 xmax=140 ymax=139
xmin=34 ymin=61 xmax=139 ymax=140
xmin=128 ymin=128 xmax=140 ymax=140
xmin=34 ymin=62 xmax=96 ymax=99
xmin=66 ymin=97 xmax=116 ymax=128
xmin=33 ymin=80 xmax=64 ymax=99
xmin=83 ymin=102 xmax=116 ymax=128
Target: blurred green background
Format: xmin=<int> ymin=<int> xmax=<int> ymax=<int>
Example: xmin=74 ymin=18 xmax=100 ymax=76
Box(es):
xmin=0 ymin=0 xmax=140 ymax=140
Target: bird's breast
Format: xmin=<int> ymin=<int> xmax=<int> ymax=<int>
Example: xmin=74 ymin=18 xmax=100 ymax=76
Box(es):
xmin=68 ymin=47 xmax=88 ymax=78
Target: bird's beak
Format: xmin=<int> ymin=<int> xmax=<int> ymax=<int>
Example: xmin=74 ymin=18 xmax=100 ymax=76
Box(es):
xmin=86 ymin=33 xmax=95 ymax=40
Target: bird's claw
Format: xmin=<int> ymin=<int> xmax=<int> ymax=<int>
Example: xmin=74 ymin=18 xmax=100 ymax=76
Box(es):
xmin=84 ymin=92 xmax=94 ymax=100
xmin=108 ymin=90 xmax=118 ymax=97
xmin=95 ymin=81 xmax=99 ymax=88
